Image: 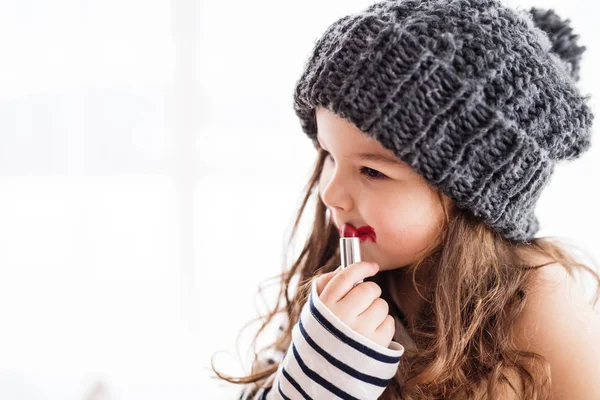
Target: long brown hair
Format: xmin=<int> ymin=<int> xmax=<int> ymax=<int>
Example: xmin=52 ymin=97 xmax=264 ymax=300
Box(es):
xmin=211 ymin=148 xmax=600 ymax=399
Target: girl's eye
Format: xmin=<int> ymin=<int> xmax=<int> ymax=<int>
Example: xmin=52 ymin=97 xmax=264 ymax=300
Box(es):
xmin=321 ymin=149 xmax=387 ymax=181
xmin=361 ymin=166 xmax=387 ymax=181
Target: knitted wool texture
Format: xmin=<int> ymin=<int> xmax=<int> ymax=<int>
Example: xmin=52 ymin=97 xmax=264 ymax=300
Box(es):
xmin=293 ymin=0 xmax=594 ymax=242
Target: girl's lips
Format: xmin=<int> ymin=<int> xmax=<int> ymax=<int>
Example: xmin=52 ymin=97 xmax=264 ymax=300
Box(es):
xmin=339 ymin=223 xmax=376 ymax=243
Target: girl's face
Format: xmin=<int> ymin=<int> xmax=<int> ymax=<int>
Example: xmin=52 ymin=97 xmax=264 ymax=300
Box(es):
xmin=316 ymin=107 xmax=452 ymax=272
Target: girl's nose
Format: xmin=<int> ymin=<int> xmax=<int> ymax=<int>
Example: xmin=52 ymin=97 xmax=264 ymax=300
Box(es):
xmin=320 ymin=170 xmax=354 ymax=212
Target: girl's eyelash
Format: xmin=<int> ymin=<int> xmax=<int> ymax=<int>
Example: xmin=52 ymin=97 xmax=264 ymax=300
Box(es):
xmin=361 ymin=166 xmax=387 ymax=181
xmin=320 ymin=149 xmax=388 ymax=181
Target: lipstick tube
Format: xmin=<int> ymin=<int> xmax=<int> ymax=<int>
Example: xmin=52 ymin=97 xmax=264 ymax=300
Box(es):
xmin=340 ymin=236 xmax=364 ymax=285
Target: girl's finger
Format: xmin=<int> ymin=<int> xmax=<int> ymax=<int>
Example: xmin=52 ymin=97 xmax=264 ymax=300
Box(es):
xmin=372 ymin=314 xmax=396 ymax=349
xmin=320 ymin=262 xmax=379 ymax=303
xmin=315 ymin=266 xmax=342 ymax=296
xmin=337 ymin=281 xmax=382 ymax=315
xmin=356 ymin=297 xmax=390 ymax=333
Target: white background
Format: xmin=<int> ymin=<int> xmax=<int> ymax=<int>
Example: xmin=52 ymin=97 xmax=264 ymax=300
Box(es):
xmin=0 ymin=0 xmax=598 ymax=399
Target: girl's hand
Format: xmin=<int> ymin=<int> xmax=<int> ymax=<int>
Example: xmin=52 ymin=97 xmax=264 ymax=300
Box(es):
xmin=315 ymin=262 xmax=395 ymax=348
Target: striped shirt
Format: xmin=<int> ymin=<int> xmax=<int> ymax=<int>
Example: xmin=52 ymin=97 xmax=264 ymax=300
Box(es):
xmin=239 ymin=278 xmax=405 ymax=399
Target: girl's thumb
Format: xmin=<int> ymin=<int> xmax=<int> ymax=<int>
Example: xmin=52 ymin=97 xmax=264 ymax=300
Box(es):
xmin=315 ymin=265 xmax=342 ymax=296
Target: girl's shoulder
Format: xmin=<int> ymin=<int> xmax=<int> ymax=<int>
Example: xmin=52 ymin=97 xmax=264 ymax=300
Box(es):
xmin=515 ymin=248 xmax=598 ymax=305
xmin=511 ymin=262 xmax=600 ymax=398
xmin=526 ymin=261 xmax=597 ymax=306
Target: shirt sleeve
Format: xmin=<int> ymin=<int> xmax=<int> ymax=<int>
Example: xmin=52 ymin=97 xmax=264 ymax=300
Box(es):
xmin=239 ymin=278 xmax=405 ymax=399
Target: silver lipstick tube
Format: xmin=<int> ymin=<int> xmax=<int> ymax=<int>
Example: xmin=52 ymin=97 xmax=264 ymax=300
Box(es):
xmin=340 ymin=237 xmax=363 ymax=285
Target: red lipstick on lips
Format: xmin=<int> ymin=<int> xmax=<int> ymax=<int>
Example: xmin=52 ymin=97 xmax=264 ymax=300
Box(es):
xmin=340 ymin=223 xmax=376 ymax=243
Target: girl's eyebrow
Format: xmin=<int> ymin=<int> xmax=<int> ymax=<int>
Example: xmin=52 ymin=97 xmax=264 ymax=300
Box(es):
xmin=355 ymin=152 xmax=405 ymax=166
xmin=317 ymin=134 xmax=404 ymax=166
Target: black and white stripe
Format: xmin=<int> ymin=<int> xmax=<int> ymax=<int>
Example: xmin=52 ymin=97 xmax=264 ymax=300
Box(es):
xmin=240 ymin=279 xmax=404 ymax=399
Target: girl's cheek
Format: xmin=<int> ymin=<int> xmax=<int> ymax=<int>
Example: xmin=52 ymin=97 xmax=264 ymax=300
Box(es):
xmin=365 ymin=206 xmax=386 ymax=234
xmin=372 ymin=202 xmax=408 ymax=238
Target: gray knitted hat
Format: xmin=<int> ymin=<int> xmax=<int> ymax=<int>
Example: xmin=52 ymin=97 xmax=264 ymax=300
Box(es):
xmin=293 ymin=0 xmax=594 ymax=243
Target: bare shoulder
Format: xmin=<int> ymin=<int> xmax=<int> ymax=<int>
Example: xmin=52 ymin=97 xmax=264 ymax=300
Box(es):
xmin=512 ymin=263 xmax=600 ymax=399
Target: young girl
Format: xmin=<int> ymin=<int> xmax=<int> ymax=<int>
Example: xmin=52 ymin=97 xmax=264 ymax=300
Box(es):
xmin=212 ymin=0 xmax=600 ymax=398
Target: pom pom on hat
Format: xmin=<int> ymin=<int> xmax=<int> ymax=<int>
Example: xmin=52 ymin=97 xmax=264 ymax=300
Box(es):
xmin=528 ymin=7 xmax=587 ymax=82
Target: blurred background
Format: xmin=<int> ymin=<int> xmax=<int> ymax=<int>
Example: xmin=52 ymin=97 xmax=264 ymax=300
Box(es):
xmin=0 ymin=0 xmax=598 ymax=399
